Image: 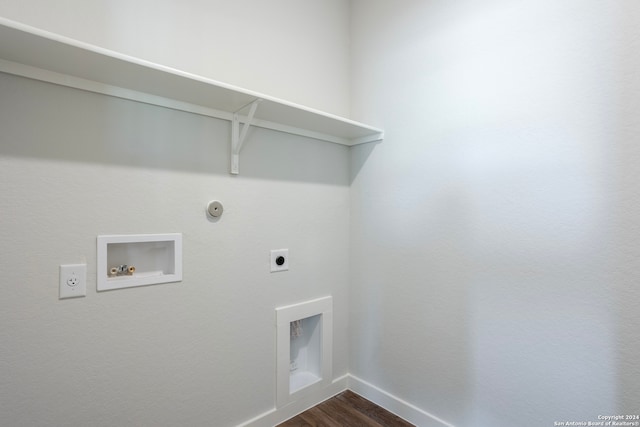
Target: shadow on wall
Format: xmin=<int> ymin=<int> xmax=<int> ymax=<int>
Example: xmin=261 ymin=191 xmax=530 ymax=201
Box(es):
xmin=0 ymin=72 xmax=350 ymax=187
xmin=349 ymin=139 xmax=381 ymax=185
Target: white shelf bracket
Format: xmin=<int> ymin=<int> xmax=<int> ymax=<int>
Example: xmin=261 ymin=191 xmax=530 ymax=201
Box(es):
xmin=231 ymin=98 xmax=262 ymax=175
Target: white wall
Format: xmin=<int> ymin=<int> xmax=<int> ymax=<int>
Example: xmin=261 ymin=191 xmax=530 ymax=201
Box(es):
xmin=350 ymin=0 xmax=640 ymax=426
xmin=0 ymin=0 xmax=351 ymax=116
xmin=0 ymin=2 xmax=351 ymax=426
xmin=5 ymin=1 xmax=640 ymax=426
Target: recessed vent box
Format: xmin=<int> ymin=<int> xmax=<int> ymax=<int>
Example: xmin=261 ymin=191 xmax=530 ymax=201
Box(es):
xmin=276 ymin=296 xmax=333 ymax=407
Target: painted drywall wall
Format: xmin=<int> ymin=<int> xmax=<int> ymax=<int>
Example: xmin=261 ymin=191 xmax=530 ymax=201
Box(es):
xmin=0 ymin=0 xmax=350 ymax=117
xmin=0 ymin=3 xmax=351 ymax=425
xmin=350 ymin=0 xmax=640 ymax=426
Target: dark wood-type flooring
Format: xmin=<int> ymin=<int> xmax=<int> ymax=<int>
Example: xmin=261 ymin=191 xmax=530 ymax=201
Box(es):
xmin=277 ymin=390 xmax=415 ymax=427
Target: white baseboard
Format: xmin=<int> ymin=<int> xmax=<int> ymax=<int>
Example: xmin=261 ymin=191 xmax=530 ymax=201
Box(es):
xmin=347 ymin=375 xmax=455 ymax=427
xmin=237 ymin=374 xmax=348 ymax=427
xmin=237 ymin=373 xmax=455 ymax=427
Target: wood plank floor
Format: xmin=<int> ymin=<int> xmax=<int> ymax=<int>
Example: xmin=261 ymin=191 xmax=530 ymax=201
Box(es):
xmin=277 ymin=390 xmax=415 ymax=427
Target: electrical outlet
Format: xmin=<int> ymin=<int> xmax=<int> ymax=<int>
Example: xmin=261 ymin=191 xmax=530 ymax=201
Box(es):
xmin=270 ymin=249 xmax=289 ymax=272
xmin=59 ymin=264 xmax=87 ymax=299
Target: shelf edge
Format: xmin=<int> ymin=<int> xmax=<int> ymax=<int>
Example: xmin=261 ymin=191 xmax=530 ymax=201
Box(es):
xmin=0 ymin=17 xmax=384 ymax=146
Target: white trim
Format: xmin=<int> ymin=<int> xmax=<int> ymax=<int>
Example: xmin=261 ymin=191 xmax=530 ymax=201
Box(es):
xmin=236 ymin=374 xmax=456 ymax=427
xmin=349 ymin=131 xmax=386 ymax=146
xmin=347 ymin=375 xmax=456 ymax=427
xmin=237 ymin=375 xmax=348 ymax=427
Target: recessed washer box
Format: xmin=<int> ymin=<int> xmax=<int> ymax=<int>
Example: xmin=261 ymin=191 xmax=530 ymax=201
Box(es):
xmin=97 ymin=233 xmax=182 ymax=291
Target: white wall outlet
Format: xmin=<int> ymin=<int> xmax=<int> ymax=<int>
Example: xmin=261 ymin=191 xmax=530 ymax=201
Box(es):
xmin=270 ymin=249 xmax=289 ymax=272
xmin=59 ymin=264 xmax=87 ymax=299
